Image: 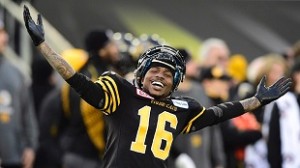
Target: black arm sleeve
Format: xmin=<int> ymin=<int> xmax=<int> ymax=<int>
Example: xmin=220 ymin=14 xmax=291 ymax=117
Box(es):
xmin=66 ymin=73 xmax=105 ymax=108
xmin=193 ymin=101 xmax=245 ymax=130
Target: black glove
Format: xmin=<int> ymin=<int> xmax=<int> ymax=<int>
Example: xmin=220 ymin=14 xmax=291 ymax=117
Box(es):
xmin=255 ymin=76 xmax=292 ymax=106
xmin=23 ymin=5 xmax=45 ymax=46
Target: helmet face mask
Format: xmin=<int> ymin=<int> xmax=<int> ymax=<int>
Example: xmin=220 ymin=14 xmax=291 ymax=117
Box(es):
xmin=134 ymin=45 xmax=186 ymax=92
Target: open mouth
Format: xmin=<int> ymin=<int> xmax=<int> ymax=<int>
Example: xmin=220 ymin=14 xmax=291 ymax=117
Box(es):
xmin=151 ymin=81 xmax=164 ymax=88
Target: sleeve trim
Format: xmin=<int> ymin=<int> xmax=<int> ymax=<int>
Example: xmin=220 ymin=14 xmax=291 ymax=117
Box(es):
xmin=182 ymin=107 xmax=206 ymax=134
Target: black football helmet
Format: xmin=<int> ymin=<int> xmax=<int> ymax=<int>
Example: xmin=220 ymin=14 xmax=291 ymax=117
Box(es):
xmin=134 ymin=45 xmax=186 ymax=91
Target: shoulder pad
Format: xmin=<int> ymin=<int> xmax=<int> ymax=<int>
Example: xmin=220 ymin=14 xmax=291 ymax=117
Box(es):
xmin=100 ymin=71 xmax=123 ymax=80
xmin=101 ymin=71 xmax=118 ymax=76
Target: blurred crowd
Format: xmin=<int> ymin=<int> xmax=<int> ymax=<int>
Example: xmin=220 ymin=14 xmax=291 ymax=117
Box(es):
xmin=1 ymin=16 xmax=300 ymax=168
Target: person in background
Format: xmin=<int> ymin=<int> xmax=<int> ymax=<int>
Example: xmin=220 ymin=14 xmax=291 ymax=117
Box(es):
xmin=200 ymin=66 xmax=232 ymax=104
xmin=31 ymin=58 xmax=56 ymax=116
xmin=227 ymin=54 xmax=254 ymax=101
xmin=219 ymin=54 xmax=262 ymax=168
xmin=59 ymin=29 xmax=119 ymax=168
xmin=112 ymin=32 xmax=136 ymax=77
xmin=291 ymin=58 xmax=300 ymax=96
xmin=198 ymin=37 xmax=236 ymax=102
xmin=281 ymin=40 xmax=300 ymax=68
xmin=123 ymin=33 xmax=165 ymax=82
xmin=31 ymin=58 xmax=57 ymax=168
xmin=245 ymin=54 xmax=300 ymax=168
xmin=33 ymin=49 xmax=90 ymax=168
xmin=0 ymin=19 xmax=38 ymax=168
xmin=199 ymin=38 xmax=230 ymax=71
xmin=172 ymin=49 xmax=226 ymax=168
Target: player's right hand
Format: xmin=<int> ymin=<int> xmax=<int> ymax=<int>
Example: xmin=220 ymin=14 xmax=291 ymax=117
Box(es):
xmin=23 ymin=5 xmax=45 ymax=46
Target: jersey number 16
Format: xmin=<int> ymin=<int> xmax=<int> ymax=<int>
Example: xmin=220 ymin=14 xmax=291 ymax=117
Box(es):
xmin=130 ymin=106 xmax=178 ymax=160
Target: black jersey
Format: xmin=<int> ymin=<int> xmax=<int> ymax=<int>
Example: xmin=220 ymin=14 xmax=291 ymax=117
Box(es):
xmin=94 ymin=72 xmax=204 ymax=167
xmin=67 ymin=71 xmax=245 ymax=168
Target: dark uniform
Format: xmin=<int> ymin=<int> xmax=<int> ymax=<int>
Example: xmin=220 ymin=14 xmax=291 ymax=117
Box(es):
xmin=37 ymin=56 xmax=107 ymax=168
xmin=67 ymin=71 xmax=245 ymax=168
xmin=60 ymin=63 xmax=105 ymax=160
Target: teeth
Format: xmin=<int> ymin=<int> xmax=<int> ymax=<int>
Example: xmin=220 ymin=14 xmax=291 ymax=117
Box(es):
xmin=152 ymin=81 xmax=164 ymax=87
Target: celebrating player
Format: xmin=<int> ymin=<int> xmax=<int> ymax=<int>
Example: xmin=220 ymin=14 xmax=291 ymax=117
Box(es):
xmin=23 ymin=5 xmax=292 ymax=168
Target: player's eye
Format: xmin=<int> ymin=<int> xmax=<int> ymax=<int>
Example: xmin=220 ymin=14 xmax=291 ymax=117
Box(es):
xmin=164 ymin=72 xmax=173 ymax=78
xmin=149 ymin=67 xmax=159 ymax=73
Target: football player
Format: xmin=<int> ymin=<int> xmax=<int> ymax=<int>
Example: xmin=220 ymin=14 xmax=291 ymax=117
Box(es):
xmin=23 ymin=5 xmax=292 ymax=168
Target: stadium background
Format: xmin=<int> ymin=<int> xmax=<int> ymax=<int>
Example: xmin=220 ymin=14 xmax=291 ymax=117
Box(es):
xmin=32 ymin=0 xmax=300 ymax=61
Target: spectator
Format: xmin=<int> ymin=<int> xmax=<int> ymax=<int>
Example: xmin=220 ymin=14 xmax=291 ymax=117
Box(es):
xmin=198 ymin=38 xmax=234 ymax=101
xmin=0 ymin=19 xmax=38 ymax=168
xmin=199 ymin=38 xmax=230 ymax=71
xmin=200 ymin=66 xmax=231 ymax=104
xmin=245 ymin=54 xmax=300 ymax=168
xmin=227 ymin=54 xmax=254 ymax=101
xmin=220 ymin=54 xmax=261 ymax=168
xmin=33 ymin=49 xmax=90 ymax=168
xmin=31 ymin=58 xmax=56 ymax=116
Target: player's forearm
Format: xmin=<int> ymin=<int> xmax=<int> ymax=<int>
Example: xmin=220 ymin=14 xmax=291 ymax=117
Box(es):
xmin=209 ymin=97 xmax=261 ymax=124
xmin=193 ymin=97 xmax=263 ymax=131
xmin=239 ymin=96 xmax=261 ymax=112
xmin=37 ymin=42 xmax=75 ymax=80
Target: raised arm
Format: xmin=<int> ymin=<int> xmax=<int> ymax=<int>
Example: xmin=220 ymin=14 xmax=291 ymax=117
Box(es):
xmin=37 ymin=43 xmax=75 ymax=79
xmin=240 ymin=75 xmax=291 ymax=111
xmin=23 ymin=5 xmax=75 ymax=80
xmin=23 ymin=5 xmax=106 ymax=108
xmin=191 ymin=76 xmax=292 ymax=131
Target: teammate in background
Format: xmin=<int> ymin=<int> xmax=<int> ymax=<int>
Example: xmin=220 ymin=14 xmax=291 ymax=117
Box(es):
xmin=112 ymin=32 xmax=136 ymax=77
xmin=23 ymin=6 xmax=292 ymax=168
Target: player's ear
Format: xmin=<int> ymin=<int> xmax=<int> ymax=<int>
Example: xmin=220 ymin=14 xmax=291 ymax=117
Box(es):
xmin=141 ymin=77 xmax=145 ymax=85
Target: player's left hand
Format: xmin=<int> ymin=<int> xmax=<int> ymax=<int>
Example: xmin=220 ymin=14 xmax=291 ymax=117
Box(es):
xmin=23 ymin=5 xmax=45 ymax=46
xmin=254 ymin=76 xmax=292 ymax=105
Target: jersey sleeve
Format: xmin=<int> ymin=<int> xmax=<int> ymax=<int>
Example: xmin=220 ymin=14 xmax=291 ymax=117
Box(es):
xmin=180 ymin=97 xmax=206 ymax=134
xmin=66 ymin=71 xmax=126 ymax=115
xmin=186 ymin=101 xmax=245 ymax=133
xmin=94 ymin=71 xmax=122 ymax=115
xmin=179 ymin=97 xmax=246 ymax=134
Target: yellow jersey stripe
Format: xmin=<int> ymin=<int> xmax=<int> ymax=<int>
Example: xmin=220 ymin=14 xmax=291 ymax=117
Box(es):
xmin=99 ymin=80 xmax=110 ymax=111
xmin=103 ymin=80 xmax=117 ymax=112
xmin=103 ymin=76 xmax=120 ymax=106
xmin=95 ymin=75 xmax=120 ymax=114
xmin=95 ymin=80 xmax=110 ymax=111
xmin=182 ymin=107 xmax=205 ymax=134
